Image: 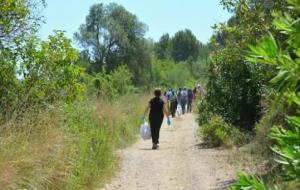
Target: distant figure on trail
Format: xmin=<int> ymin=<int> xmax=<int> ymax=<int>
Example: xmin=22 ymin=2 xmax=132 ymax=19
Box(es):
xmin=177 ymin=87 xmax=182 ymax=104
xmin=144 ymin=88 xmax=170 ymax=150
xmin=193 ymin=87 xmax=197 ymax=100
xmin=187 ymin=89 xmax=194 ymax=113
xmin=197 ymin=84 xmax=205 ymax=98
xmin=193 ymin=84 xmax=205 ymax=99
xmin=180 ymin=88 xmax=188 ymax=114
xmin=168 ymin=89 xmax=177 ymax=118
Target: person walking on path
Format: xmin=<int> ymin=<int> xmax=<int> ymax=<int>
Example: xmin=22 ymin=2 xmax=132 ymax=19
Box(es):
xmin=180 ymin=88 xmax=188 ymax=114
xmin=144 ymin=88 xmax=171 ymax=150
xmin=168 ymin=89 xmax=178 ymax=118
xmin=187 ymin=89 xmax=194 ymax=113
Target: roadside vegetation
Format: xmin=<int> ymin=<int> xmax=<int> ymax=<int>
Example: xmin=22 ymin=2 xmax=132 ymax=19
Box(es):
xmin=0 ymin=0 xmax=207 ymax=189
xmin=1 ymin=0 xmax=298 ymax=189
xmin=196 ymin=0 xmax=299 ymax=189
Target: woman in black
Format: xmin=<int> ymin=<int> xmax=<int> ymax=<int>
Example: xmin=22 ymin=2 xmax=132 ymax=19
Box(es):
xmin=144 ymin=88 xmax=170 ymax=150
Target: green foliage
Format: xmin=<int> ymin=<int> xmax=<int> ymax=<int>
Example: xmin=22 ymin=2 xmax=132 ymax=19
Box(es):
xmin=60 ymin=95 xmax=145 ymax=189
xmin=74 ymin=3 xmax=151 ymax=85
xmin=199 ymin=115 xmax=246 ymax=147
xmin=151 ymin=58 xmax=193 ymax=88
xmin=155 ymin=33 xmax=171 ymax=60
xmin=0 ymin=94 xmax=146 ymax=189
xmin=0 ymin=31 xmax=85 ymax=123
xmin=171 ymin=29 xmax=201 ymax=62
xmin=247 ymin=0 xmax=300 ymax=182
xmin=0 ymin=0 xmax=48 ymax=122
xmin=21 ymin=31 xmax=85 ymax=102
xmin=0 ymin=0 xmax=45 ymax=45
xmin=197 ymin=97 xmax=213 ymax=126
xmin=230 ymin=172 xmax=269 ymax=190
xmin=232 ymin=0 xmax=300 ymax=188
xmin=202 ymin=0 xmax=289 ymax=131
xmin=63 ymin=101 xmax=113 ymax=189
xmin=91 ymin=65 xmax=136 ymax=99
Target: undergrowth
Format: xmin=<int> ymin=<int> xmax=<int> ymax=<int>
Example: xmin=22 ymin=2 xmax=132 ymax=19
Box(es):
xmin=0 ymin=95 xmax=147 ymax=189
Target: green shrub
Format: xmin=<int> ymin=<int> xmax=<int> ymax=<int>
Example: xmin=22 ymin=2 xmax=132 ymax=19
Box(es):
xmin=232 ymin=0 xmax=300 ymax=188
xmin=199 ymin=115 xmax=247 ymax=147
xmin=1 ymin=31 xmax=85 ymax=123
xmin=197 ymin=97 xmax=213 ymax=126
xmin=230 ymin=172 xmax=269 ymax=190
xmin=249 ymin=99 xmax=286 ymax=158
xmin=151 ymin=58 xmax=194 ymax=88
xmin=91 ymin=65 xmax=136 ymax=99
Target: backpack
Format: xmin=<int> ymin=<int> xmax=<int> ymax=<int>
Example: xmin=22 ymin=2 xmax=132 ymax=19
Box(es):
xmin=180 ymin=90 xmax=188 ymax=100
xmin=166 ymin=90 xmax=173 ymax=100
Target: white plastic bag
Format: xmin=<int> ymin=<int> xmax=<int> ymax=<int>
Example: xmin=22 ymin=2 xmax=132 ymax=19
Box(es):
xmin=176 ymin=105 xmax=182 ymax=117
xmin=140 ymin=120 xmax=151 ymax=140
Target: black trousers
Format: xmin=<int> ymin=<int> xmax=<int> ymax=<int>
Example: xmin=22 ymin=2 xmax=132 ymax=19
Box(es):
xmin=180 ymin=100 xmax=187 ymax=114
xmin=149 ymin=115 xmax=164 ymax=144
xmin=170 ymin=101 xmax=177 ymax=117
xmin=187 ymin=100 xmax=192 ymax=112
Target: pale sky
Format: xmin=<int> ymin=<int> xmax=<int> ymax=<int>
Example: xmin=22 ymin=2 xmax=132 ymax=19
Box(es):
xmin=39 ymin=0 xmax=232 ymax=44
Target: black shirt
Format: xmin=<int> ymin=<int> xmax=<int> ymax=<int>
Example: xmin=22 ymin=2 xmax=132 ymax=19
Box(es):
xmin=149 ymin=97 xmax=164 ymax=117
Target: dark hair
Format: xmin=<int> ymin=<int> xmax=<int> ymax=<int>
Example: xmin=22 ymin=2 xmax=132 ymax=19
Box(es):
xmin=154 ymin=88 xmax=161 ymax=97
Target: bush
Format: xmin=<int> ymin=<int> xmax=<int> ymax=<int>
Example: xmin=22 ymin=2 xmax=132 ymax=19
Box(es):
xmin=231 ymin=1 xmax=300 ymax=188
xmin=0 ymin=31 xmax=85 ymax=123
xmin=90 ymin=65 xmax=136 ymax=99
xmin=151 ymin=58 xmax=193 ymax=88
xmin=199 ymin=115 xmax=247 ymax=147
xmin=0 ymin=94 xmax=147 ymax=189
xmin=197 ymin=97 xmax=213 ymax=126
xmin=230 ymin=172 xmax=268 ymax=190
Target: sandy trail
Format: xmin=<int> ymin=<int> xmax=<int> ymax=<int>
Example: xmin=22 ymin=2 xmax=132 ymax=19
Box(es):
xmin=103 ymin=113 xmax=236 ymax=190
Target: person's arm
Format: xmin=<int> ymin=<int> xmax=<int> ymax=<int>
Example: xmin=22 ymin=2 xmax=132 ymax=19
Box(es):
xmin=143 ymin=104 xmax=150 ymax=119
xmin=163 ymin=104 xmax=170 ymax=117
xmin=163 ymin=104 xmax=171 ymax=125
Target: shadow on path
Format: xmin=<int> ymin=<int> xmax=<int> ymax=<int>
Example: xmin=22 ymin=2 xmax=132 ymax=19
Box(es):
xmin=195 ymin=142 xmax=219 ymax=149
xmin=213 ymin=179 xmax=236 ymax=190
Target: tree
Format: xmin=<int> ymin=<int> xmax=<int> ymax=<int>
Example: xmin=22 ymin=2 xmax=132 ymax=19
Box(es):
xmin=201 ymin=0 xmax=290 ymax=130
xmin=0 ymin=0 xmax=45 ymax=122
xmin=74 ymin=3 xmax=150 ymax=84
xmin=154 ymin=33 xmax=171 ymax=60
xmin=0 ymin=0 xmax=45 ymax=48
xmin=171 ymin=29 xmax=200 ymax=62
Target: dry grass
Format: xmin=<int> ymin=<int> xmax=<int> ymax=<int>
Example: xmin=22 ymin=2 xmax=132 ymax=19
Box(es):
xmin=0 ymin=94 xmax=149 ymax=189
xmin=0 ymin=109 xmax=73 ymax=189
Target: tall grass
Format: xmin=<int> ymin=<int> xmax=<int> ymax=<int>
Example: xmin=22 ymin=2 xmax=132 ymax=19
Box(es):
xmin=0 ymin=94 xmax=148 ymax=189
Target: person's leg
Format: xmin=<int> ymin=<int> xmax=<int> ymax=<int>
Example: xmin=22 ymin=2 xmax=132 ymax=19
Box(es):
xmin=150 ymin=117 xmax=163 ymax=144
xmin=156 ymin=116 xmax=164 ymax=145
xmin=181 ymin=101 xmax=186 ymax=114
xmin=188 ymin=100 xmax=192 ymax=112
xmin=171 ymin=102 xmax=176 ymax=117
xmin=149 ymin=116 xmax=157 ymax=145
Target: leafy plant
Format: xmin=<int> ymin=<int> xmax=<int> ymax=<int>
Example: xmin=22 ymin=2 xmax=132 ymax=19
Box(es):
xmin=230 ymin=172 xmax=269 ymax=190
xmin=199 ymin=115 xmax=246 ymax=147
xmin=231 ymin=0 xmax=300 ymax=188
xmin=91 ymin=65 xmax=135 ymax=99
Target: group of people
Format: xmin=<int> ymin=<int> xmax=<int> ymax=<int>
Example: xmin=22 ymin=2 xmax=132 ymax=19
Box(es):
xmin=143 ymin=85 xmax=204 ymax=149
xmin=164 ymin=87 xmax=197 ymax=118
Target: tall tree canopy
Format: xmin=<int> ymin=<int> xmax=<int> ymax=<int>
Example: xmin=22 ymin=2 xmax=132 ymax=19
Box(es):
xmin=154 ymin=33 xmax=171 ymax=60
xmin=0 ymin=0 xmax=45 ymax=47
xmin=74 ymin=3 xmax=151 ymax=84
xmin=171 ymin=29 xmax=201 ymax=62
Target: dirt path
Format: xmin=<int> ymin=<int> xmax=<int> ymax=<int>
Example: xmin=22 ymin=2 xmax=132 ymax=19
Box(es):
xmin=103 ymin=114 xmax=236 ymax=190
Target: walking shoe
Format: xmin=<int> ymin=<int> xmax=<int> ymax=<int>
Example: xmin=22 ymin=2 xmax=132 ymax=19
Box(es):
xmin=152 ymin=144 xmax=158 ymax=150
